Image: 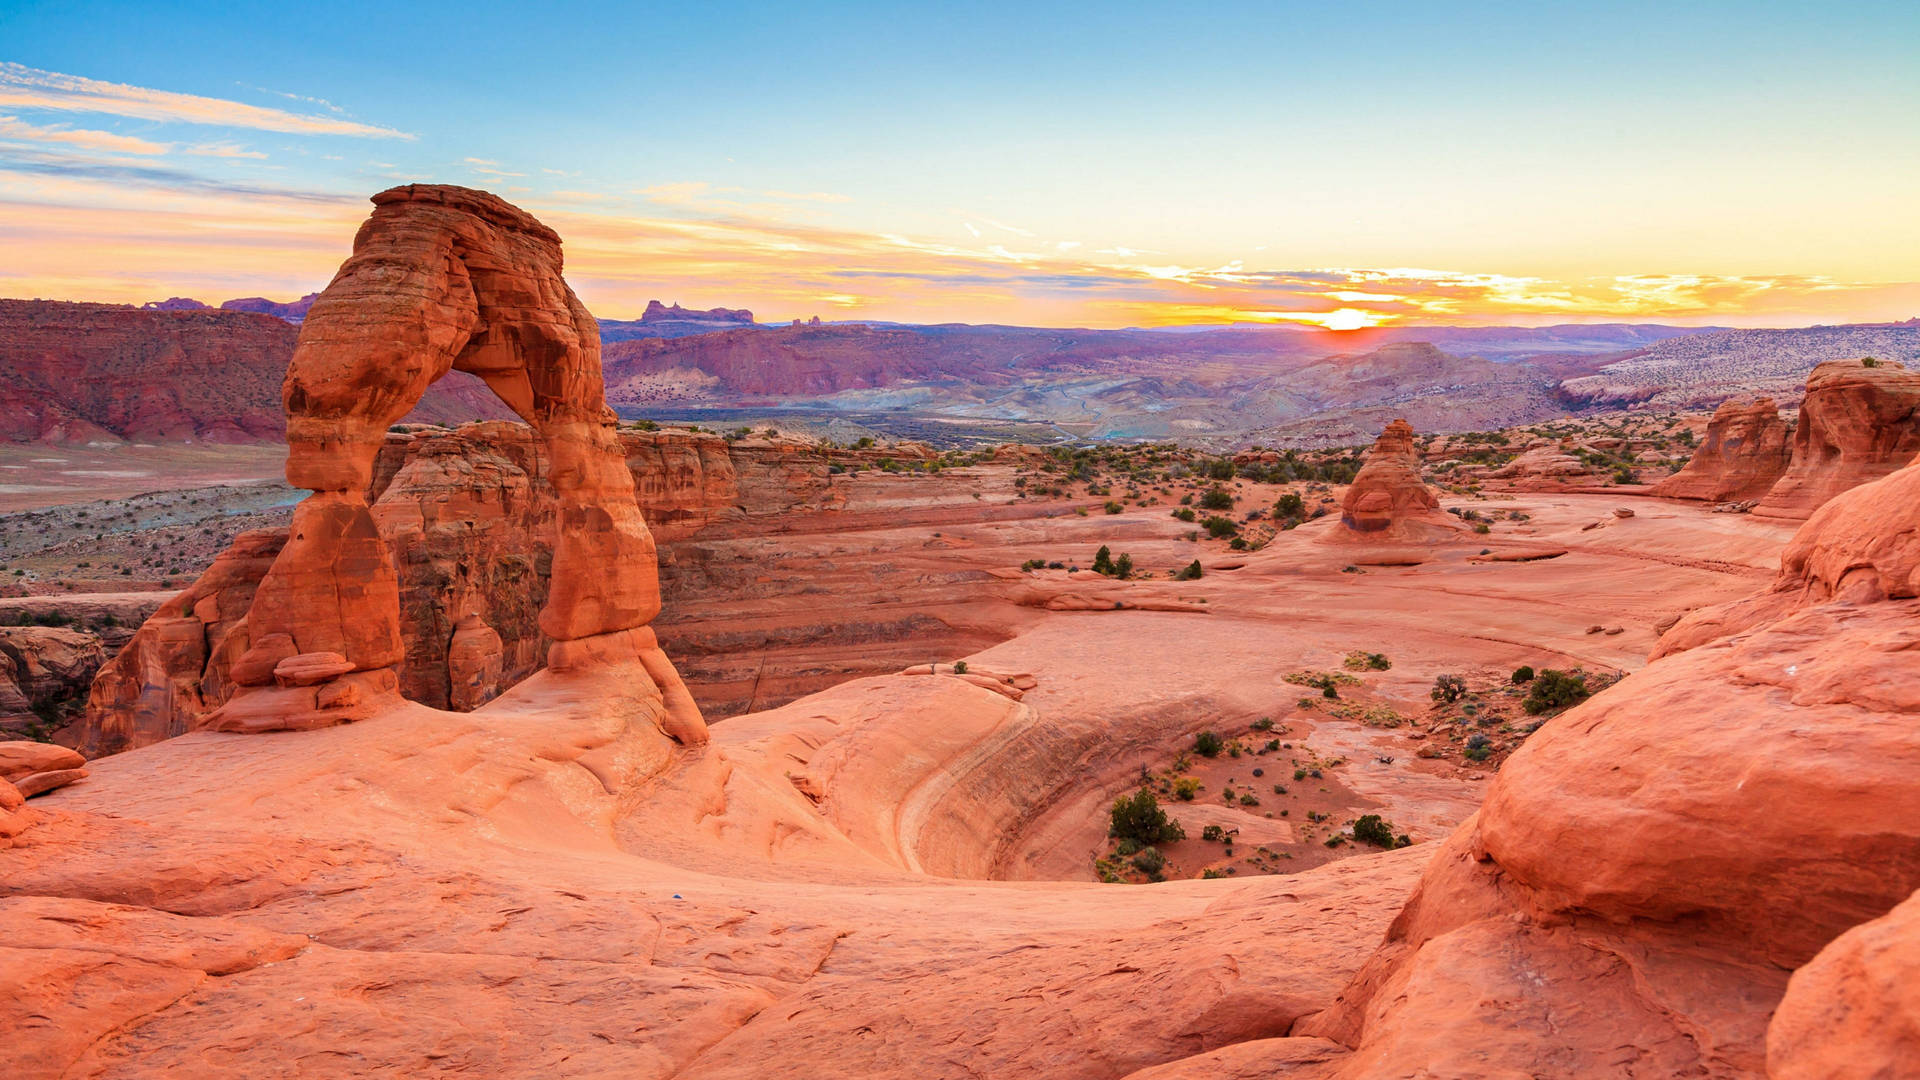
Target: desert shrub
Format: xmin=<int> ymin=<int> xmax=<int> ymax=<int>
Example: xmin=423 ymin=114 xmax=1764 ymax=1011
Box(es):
xmin=1275 ymin=492 xmax=1305 ymax=518
xmin=1091 ymin=545 xmax=1114 ymax=574
xmin=1207 ymin=459 xmax=1236 ymax=481
xmin=952 ymin=660 xmax=968 ymax=675
xmin=1352 ymin=814 xmax=1400 ymax=848
xmin=1109 ymin=790 xmax=1185 ymax=846
xmin=1863 ymin=356 xmax=1879 ymax=367
xmin=1202 ymin=515 xmax=1238 ymax=538
xmin=1464 ymin=734 xmax=1493 ymax=761
xmin=1238 ymin=793 xmax=1259 ymax=807
xmin=1201 ymin=868 xmax=1228 ymax=879
xmin=1201 ymin=824 xmax=1226 ymax=843
xmin=1113 ymin=553 xmax=1134 ymax=579
xmin=1130 ymin=847 xmax=1167 ymax=880
xmin=1174 ymin=559 xmax=1202 ymax=581
xmin=1105 ymin=501 xmax=1123 ymax=514
xmin=1511 ymin=665 xmax=1535 ymax=683
xmin=1199 ymin=486 xmax=1234 ymax=510
xmin=1171 ymin=507 xmax=1197 ymax=522
xmin=1194 ymin=730 xmax=1224 ymax=757
xmin=1250 ymin=717 xmax=1273 ymax=731
xmin=1343 ymin=651 xmax=1391 ymax=671
xmin=1430 ymin=674 xmax=1467 ymax=703
xmin=1173 ymin=776 xmax=1201 ymax=801
xmin=1523 ymin=669 xmax=1590 ymax=714
xmin=1293 ymin=768 xmax=1308 ymax=781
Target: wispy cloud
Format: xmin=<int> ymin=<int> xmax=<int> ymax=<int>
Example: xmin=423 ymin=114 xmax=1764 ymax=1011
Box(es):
xmin=185 ymin=142 xmax=268 ymax=160
xmin=0 ymin=148 xmax=354 ymax=203
xmin=0 ymin=63 xmax=411 ymax=138
xmin=0 ymin=113 xmax=168 ymax=155
xmin=2 ymin=161 xmax=1914 ymax=328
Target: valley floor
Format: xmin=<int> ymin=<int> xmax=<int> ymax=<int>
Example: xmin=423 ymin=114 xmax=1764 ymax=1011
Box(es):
xmin=1 ymin=473 xmax=1796 ymax=1077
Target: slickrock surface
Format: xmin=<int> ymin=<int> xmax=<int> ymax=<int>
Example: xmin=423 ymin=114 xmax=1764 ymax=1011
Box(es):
xmin=1654 ymin=396 xmax=1793 ymax=501
xmin=1752 ymin=358 xmax=1920 ymax=520
xmin=1259 ymin=454 xmax=1920 ymax=1078
xmin=13 ymin=189 xmax=1913 ymax=1079
xmin=3 ymin=476 xmax=1810 ymax=1077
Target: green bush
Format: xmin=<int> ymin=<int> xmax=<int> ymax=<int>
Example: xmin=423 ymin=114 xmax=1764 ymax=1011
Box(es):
xmin=1173 ymin=776 xmax=1201 ymax=801
xmin=1201 ymin=824 xmax=1226 ymax=842
xmin=1202 ymin=515 xmax=1239 ymax=538
xmin=1113 ymin=553 xmax=1133 ymax=579
xmin=1523 ymin=669 xmax=1590 ymax=714
xmin=1171 ymin=507 xmax=1197 ymax=522
xmin=1174 ymin=559 xmax=1202 ymax=581
xmin=1275 ymin=492 xmax=1305 ymax=518
xmin=1105 ymin=500 xmax=1123 ymax=514
xmin=1091 ymin=545 xmax=1114 ymax=574
xmin=1430 ymin=674 xmax=1467 ymax=703
xmin=1352 ymin=814 xmax=1401 ymax=848
xmin=1130 ymin=846 xmax=1167 ymax=880
xmin=1194 ymin=731 xmax=1224 ymax=757
xmin=1199 ymin=486 xmax=1235 ymax=511
xmin=1109 ymin=790 xmax=1185 ymax=846
xmin=1511 ymin=665 xmax=1535 ymax=683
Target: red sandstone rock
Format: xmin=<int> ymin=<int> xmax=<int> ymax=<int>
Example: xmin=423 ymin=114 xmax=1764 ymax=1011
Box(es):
xmin=1767 ymin=886 xmax=1920 ymax=1079
xmin=202 ymin=185 xmax=704 ymax=745
xmin=1288 ymin=453 xmax=1920 ymax=1076
xmin=1654 ymin=451 xmax=1920 ymax=656
xmin=1752 ymin=359 xmax=1920 ymax=521
xmin=13 ymin=767 xmax=87 ymax=798
xmin=1654 ymin=396 xmax=1792 ymax=502
xmin=0 ymin=299 xmax=508 ymax=444
xmin=0 ymin=742 xmax=85 ymax=782
xmin=1330 ymin=419 xmax=1459 ymax=544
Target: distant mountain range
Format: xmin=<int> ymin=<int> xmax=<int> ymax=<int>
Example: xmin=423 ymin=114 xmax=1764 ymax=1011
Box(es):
xmin=4 ymin=294 xmax=1913 ymax=446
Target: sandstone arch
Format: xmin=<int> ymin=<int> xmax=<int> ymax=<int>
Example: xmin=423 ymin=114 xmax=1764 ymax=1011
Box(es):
xmin=208 ymin=185 xmax=706 ymax=744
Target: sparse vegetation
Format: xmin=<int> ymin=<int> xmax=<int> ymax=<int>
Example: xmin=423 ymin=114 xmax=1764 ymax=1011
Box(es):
xmin=1109 ymin=789 xmax=1185 ymax=847
xmin=1523 ymin=669 xmax=1590 ymax=715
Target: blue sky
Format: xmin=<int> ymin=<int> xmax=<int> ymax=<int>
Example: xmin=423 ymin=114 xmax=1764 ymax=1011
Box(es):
xmin=1 ymin=1 xmax=1916 ymax=326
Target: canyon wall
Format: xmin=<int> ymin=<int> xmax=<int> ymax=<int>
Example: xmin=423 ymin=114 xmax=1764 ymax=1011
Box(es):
xmin=1653 ymin=396 xmax=1792 ymax=502
xmin=0 ymin=300 xmax=513 ymax=444
xmin=1751 ymin=358 xmax=1920 ymax=520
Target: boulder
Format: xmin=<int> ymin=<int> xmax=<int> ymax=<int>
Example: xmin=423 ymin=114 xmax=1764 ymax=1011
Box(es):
xmin=0 ymin=742 xmax=85 ymax=783
xmin=1767 ymin=886 xmax=1920 ymax=1078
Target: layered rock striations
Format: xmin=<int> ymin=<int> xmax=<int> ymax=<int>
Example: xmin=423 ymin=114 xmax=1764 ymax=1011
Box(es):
xmin=1654 ymin=396 xmax=1792 ymax=502
xmin=0 ymin=299 xmax=512 ymax=444
xmin=1751 ymin=358 xmax=1920 ymax=521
